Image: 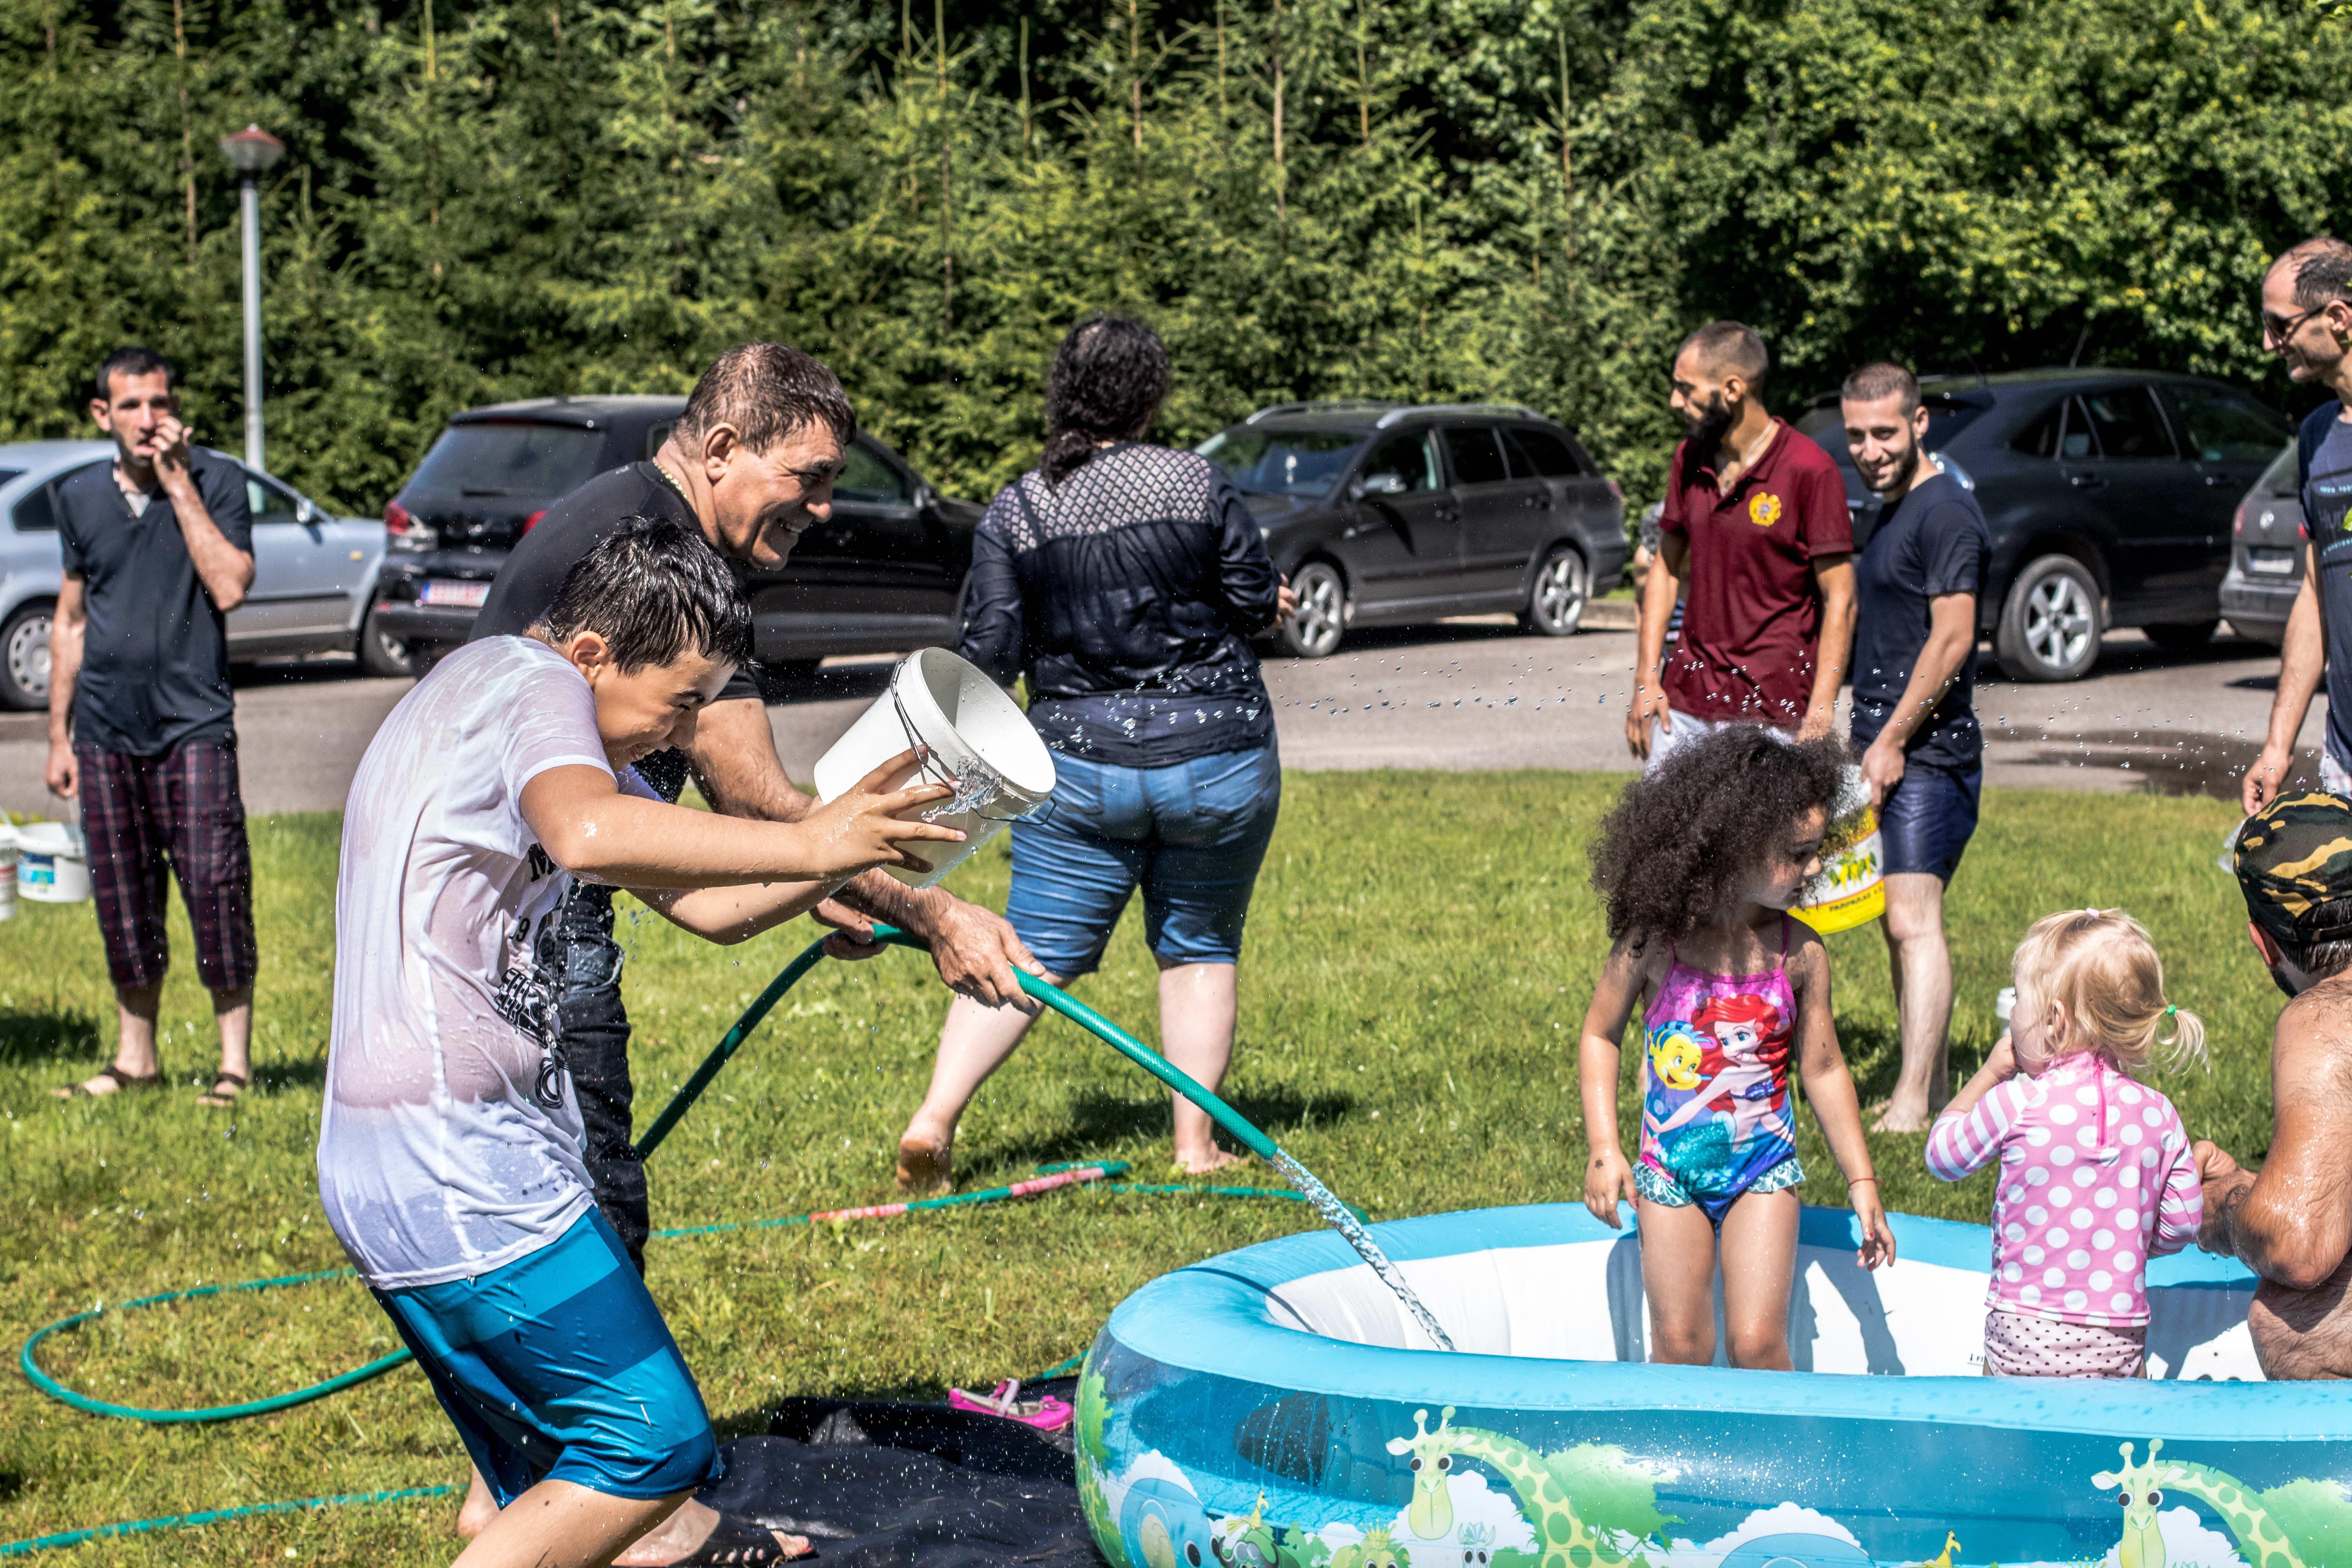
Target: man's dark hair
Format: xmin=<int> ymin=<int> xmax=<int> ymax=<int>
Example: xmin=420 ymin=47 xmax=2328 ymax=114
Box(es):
xmin=2273 ymin=238 xmax=2352 ymax=313
xmin=535 ymin=516 xmax=755 ymax=673
xmin=95 ymin=346 xmax=174 ymax=402
xmin=1588 ymin=726 xmax=1847 ymax=943
xmin=2283 ymin=937 xmax=2352 ymax=982
xmin=677 ymin=343 xmax=856 ymax=455
xmin=1680 ymin=321 xmax=1769 ymax=394
xmin=1841 ymin=361 xmax=1920 ymax=416
xmin=1040 ymin=315 xmax=1172 ymax=486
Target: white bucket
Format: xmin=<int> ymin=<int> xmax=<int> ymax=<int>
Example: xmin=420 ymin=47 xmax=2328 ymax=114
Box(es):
xmin=812 ymin=648 xmax=1057 ymax=888
xmin=16 ymin=821 xmax=90 ymax=904
xmin=1791 ymin=765 xmax=1884 ymax=934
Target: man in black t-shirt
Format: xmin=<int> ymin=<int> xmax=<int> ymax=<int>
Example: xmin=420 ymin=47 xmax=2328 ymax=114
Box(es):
xmin=1840 ymin=361 xmax=1991 ymax=1134
xmin=456 ymin=344 xmax=1042 ymax=1556
xmin=45 ymin=347 xmax=261 ymax=1109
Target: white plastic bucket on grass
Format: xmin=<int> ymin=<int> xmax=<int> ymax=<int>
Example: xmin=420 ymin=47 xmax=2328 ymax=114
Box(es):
xmin=812 ymin=648 xmax=1057 ymax=888
xmin=16 ymin=822 xmax=89 ymax=904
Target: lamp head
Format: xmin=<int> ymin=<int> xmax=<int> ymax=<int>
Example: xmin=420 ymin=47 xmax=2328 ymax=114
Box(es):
xmin=219 ymin=125 xmax=285 ymax=176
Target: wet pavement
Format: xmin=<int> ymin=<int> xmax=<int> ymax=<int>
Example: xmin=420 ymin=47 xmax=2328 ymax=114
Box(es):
xmin=0 ymin=623 xmax=2323 ymax=818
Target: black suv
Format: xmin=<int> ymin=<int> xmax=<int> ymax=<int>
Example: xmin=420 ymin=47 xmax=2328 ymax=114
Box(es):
xmin=372 ymin=396 xmax=980 ymax=675
xmin=1196 ymin=401 xmax=1628 ymax=656
xmin=1794 ymin=369 xmax=2294 ymax=681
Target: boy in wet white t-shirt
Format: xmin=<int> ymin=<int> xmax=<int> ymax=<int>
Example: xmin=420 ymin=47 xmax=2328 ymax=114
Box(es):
xmin=319 ymin=517 xmax=958 ymax=1568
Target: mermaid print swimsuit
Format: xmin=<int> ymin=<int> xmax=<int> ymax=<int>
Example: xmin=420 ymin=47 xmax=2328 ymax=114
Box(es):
xmin=1635 ymin=916 xmax=1804 ymax=1223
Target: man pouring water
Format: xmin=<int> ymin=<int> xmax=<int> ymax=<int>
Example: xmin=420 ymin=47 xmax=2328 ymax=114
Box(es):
xmin=458 ymin=343 xmax=1041 ymax=1558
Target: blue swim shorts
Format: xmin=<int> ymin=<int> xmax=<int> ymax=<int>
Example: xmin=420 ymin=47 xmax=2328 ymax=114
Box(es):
xmin=1877 ymin=759 xmax=1982 ymax=882
xmin=372 ymin=1209 xmax=721 ymax=1506
xmin=1005 ymin=742 xmax=1281 ymax=978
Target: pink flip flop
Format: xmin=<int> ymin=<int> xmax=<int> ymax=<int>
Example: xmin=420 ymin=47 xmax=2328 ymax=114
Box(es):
xmin=948 ymin=1378 xmax=1074 ymax=1432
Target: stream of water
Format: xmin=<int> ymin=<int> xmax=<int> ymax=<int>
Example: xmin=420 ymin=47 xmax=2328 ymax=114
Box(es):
xmin=1271 ymin=1150 xmax=1456 ymax=1352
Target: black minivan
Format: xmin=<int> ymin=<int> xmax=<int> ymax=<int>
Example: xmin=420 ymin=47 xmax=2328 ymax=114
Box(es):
xmin=1196 ymin=401 xmax=1628 ymax=656
xmin=372 ymin=396 xmax=980 ymax=677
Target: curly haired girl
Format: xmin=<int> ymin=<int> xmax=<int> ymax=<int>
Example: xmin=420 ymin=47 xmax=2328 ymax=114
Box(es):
xmin=1578 ymin=725 xmax=1895 ymax=1369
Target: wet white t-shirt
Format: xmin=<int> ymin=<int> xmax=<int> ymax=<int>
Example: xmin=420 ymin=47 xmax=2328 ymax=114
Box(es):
xmin=319 ymin=636 xmax=648 ymax=1289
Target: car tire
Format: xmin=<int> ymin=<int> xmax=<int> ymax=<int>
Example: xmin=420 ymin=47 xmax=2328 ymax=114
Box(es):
xmin=1521 ymin=545 xmax=1589 ymax=637
xmin=2143 ymin=619 xmax=2218 ymax=653
xmin=0 ymin=600 xmax=54 ymax=712
xmin=1281 ymin=561 xmax=1347 ymax=659
xmin=1995 ymin=554 xmax=2104 ymax=683
xmin=358 ymin=601 xmax=418 ymax=679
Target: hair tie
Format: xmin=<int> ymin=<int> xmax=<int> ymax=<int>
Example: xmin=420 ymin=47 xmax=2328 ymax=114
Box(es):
xmin=2164 ymin=1005 xmax=2178 ymax=1019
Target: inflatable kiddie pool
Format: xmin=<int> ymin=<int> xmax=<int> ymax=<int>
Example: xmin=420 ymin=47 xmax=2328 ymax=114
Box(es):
xmin=1076 ymin=1204 xmax=2352 ymax=1568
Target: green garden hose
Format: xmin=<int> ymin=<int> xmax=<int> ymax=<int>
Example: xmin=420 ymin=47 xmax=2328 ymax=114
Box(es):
xmin=9 ymin=925 xmax=1338 ymax=1556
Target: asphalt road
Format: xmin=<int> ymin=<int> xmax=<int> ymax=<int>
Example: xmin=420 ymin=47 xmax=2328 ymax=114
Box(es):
xmin=0 ymin=621 xmax=2325 ymax=818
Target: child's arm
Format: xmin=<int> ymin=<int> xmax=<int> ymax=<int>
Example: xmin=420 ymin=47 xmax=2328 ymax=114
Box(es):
xmin=1788 ymin=928 xmax=1896 ymax=1269
xmin=1577 ymin=938 xmax=1653 ymax=1229
xmin=1924 ymin=1040 xmax=2023 ymax=1183
xmin=2152 ymin=1110 xmax=2205 ymax=1259
xmin=520 ymin=750 xmax=961 ymax=889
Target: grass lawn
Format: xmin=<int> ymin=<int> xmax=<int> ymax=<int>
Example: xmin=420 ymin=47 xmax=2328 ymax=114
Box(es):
xmin=0 ymin=772 xmax=2270 ymax=1563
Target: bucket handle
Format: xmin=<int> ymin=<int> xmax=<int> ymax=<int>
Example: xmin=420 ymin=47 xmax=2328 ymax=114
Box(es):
xmin=887 ymin=681 xmax=1042 ymax=824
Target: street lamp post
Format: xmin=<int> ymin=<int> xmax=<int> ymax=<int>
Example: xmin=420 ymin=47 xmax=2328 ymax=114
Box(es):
xmin=218 ymin=125 xmax=285 ymax=472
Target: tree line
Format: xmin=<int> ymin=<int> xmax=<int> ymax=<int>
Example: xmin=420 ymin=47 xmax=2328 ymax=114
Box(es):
xmin=2 ymin=0 xmax=2347 ymax=515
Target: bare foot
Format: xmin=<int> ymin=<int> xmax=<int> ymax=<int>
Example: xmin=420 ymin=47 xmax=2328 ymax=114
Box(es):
xmin=1871 ymin=1100 xmax=1931 ymax=1134
xmin=614 ymin=1499 xmax=809 ymax=1565
xmin=1175 ymin=1146 xmax=1242 ymax=1176
xmin=897 ymin=1136 xmax=954 ymax=1195
xmin=455 ymin=1466 xmax=499 ymax=1540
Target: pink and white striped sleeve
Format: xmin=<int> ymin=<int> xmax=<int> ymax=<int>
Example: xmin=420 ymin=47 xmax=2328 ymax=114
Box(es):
xmin=1926 ymin=1078 xmax=2027 ymax=1183
xmin=2151 ymin=1102 xmax=2204 ymax=1258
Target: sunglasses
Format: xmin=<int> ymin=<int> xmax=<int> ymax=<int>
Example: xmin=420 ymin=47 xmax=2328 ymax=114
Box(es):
xmin=2263 ymin=303 xmax=2328 ymax=343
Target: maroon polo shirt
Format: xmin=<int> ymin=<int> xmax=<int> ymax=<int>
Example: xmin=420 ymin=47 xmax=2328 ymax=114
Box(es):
xmin=1657 ymin=420 xmax=1852 ymax=728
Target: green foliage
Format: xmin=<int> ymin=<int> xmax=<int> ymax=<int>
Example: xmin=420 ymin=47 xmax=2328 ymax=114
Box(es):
xmin=2258 ymin=1478 xmax=2352 ymax=1565
xmin=1536 ymin=1443 xmax=1677 ymax=1548
xmin=5 ymin=0 xmax=2345 ymax=520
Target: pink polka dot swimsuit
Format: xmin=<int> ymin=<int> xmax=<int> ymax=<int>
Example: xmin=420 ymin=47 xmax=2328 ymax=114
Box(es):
xmin=1925 ymin=1051 xmax=2201 ymax=1328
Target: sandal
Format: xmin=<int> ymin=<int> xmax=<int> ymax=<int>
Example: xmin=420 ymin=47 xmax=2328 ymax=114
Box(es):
xmin=197 ymin=1072 xmax=248 ymax=1109
xmin=671 ymin=1515 xmax=809 ymax=1565
xmin=53 ymin=1064 xmax=162 ymax=1100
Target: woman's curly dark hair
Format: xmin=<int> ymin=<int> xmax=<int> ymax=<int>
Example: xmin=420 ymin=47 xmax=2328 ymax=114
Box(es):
xmin=1589 ymin=726 xmax=1849 ymax=944
xmin=1040 ymin=315 xmax=1172 ymax=486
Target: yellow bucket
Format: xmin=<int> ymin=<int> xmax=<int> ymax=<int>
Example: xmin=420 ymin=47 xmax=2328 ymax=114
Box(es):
xmin=1792 ymin=766 xmax=1884 ymax=934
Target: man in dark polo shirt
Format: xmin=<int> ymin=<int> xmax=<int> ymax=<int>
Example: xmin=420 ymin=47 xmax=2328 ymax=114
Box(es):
xmin=1627 ymin=320 xmax=1855 ymax=764
xmin=44 ymin=346 xmax=260 ymax=1107
xmin=1841 ymin=361 xmax=1991 ymax=1133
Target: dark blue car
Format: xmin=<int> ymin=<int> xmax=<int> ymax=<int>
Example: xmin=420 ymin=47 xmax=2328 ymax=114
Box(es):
xmin=1795 ymin=369 xmax=2294 ymax=681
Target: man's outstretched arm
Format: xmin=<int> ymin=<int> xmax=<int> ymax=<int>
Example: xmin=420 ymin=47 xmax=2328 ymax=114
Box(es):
xmin=688 ymin=696 xmax=1044 ymax=1009
xmin=2245 ymin=539 xmax=2326 ymax=814
xmin=2198 ymin=987 xmax=2352 ymax=1290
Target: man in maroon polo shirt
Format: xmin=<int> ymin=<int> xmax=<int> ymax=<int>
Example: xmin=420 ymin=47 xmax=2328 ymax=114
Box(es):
xmin=1627 ymin=320 xmax=1856 ymax=764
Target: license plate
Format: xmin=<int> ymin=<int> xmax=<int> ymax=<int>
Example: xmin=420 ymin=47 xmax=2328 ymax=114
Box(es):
xmin=420 ymin=578 xmax=491 ymax=607
xmin=2250 ymin=548 xmax=2297 ymax=576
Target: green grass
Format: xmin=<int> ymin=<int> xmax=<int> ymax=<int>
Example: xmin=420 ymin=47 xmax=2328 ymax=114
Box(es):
xmin=0 ymin=775 xmax=2273 ymax=1563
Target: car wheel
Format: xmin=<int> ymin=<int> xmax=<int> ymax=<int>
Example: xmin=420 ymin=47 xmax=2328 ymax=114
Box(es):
xmin=358 ymin=602 xmax=418 ymax=678
xmin=1995 ymin=554 xmax=2104 ymax=682
xmin=1522 ymin=545 xmax=1589 ymax=637
xmin=1281 ymin=561 xmax=1346 ymax=659
xmin=2143 ymin=619 xmax=2218 ymax=653
xmin=0 ymin=600 xmax=54 ymax=711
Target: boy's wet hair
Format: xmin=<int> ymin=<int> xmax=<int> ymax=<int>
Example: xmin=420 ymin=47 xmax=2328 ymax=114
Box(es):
xmin=1588 ymin=725 xmax=1847 ymax=943
xmin=535 ymin=516 xmax=755 ymax=674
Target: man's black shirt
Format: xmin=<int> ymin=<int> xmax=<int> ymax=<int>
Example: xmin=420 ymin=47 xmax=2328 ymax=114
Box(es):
xmin=471 ymin=461 xmax=760 ymax=800
xmin=1849 ymin=469 xmax=1991 ymax=771
xmin=56 ymin=450 xmax=252 ymax=756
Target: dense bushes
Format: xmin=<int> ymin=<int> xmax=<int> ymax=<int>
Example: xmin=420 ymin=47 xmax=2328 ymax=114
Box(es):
xmin=1 ymin=0 xmax=2346 ymax=514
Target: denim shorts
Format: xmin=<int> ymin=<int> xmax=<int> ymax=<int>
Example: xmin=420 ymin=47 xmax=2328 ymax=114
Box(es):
xmin=1005 ymin=742 xmax=1281 ymax=976
xmin=1878 ymin=759 xmax=1982 ymax=881
xmin=372 ymin=1210 xmax=721 ymax=1506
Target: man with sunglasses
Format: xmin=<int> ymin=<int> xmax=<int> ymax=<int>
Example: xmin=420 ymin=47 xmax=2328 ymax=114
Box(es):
xmin=455 ymin=343 xmax=1040 ymax=1558
xmin=2243 ymin=238 xmax=2352 ymax=813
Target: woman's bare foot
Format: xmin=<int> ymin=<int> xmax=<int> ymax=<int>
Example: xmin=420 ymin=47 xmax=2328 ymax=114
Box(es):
xmin=615 ymin=1499 xmax=809 ymax=1565
xmin=1174 ymin=1145 xmax=1242 ymax=1176
xmin=897 ymin=1136 xmax=954 ymax=1195
xmin=456 ymin=1466 xmax=499 ymax=1539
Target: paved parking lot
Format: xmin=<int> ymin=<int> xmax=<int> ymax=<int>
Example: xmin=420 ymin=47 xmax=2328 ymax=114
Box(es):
xmin=0 ymin=622 xmax=2323 ymax=818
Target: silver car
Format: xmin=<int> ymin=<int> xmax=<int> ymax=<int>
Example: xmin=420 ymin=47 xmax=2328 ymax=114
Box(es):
xmin=0 ymin=441 xmax=397 ymax=711
xmin=2218 ymin=441 xmax=2302 ymax=647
